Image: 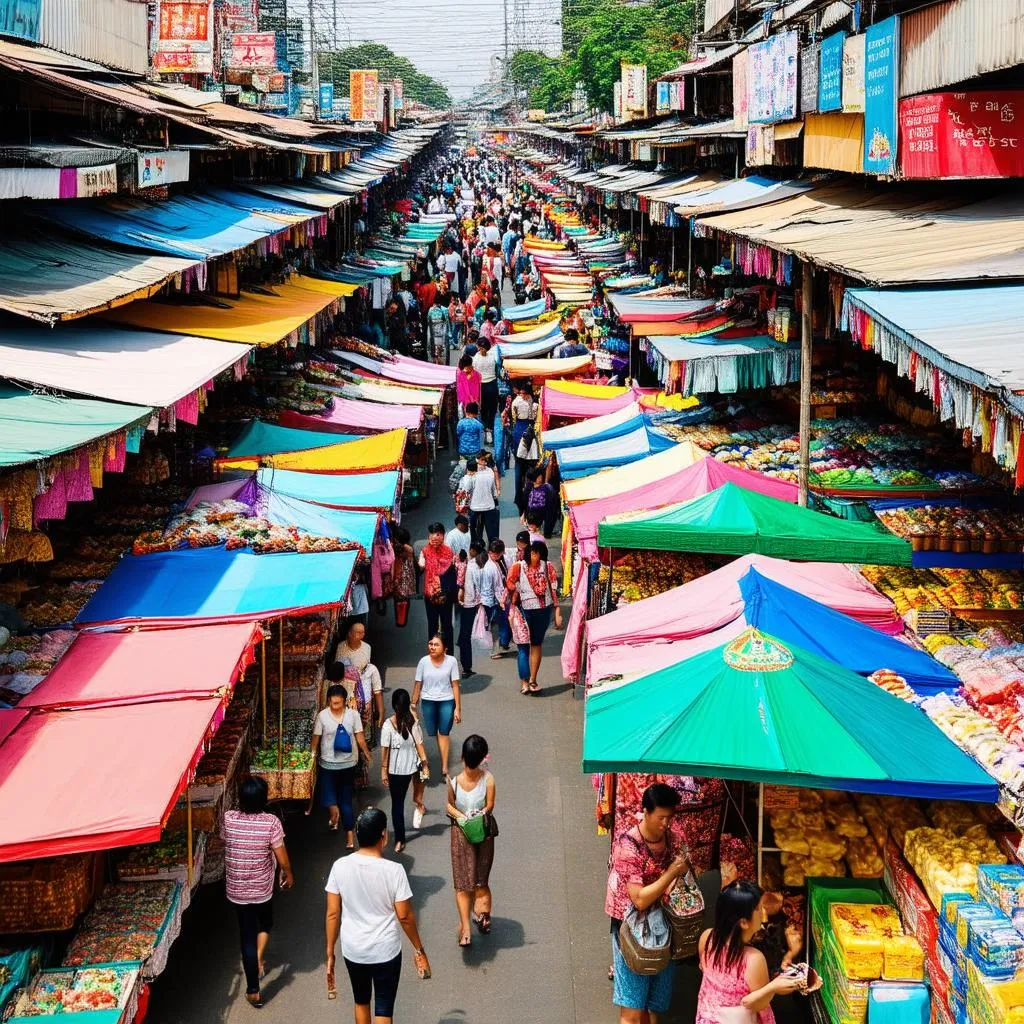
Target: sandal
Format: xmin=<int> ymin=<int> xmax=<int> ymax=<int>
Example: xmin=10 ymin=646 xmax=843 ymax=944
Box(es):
xmin=458 ymin=932 xmax=472 ymax=948
xmin=520 ymin=685 xmax=530 ymax=695
xmin=245 ymin=993 xmax=264 ymax=1009
xmin=475 ymin=912 xmax=492 ymax=934
xmin=394 ymin=841 xmax=405 ymax=854
xmin=328 ymin=821 xmax=339 ymax=832
xmin=528 ymin=681 xmax=541 ymax=693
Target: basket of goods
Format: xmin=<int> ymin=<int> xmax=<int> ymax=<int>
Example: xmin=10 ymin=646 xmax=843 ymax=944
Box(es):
xmin=250 ymin=708 xmax=317 ymax=800
xmin=0 ymin=855 xmax=99 ymax=933
xmin=7 ymin=964 xmax=141 ymax=1021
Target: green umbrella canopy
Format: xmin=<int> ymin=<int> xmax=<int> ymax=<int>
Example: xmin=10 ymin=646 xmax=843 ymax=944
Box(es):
xmin=582 ymin=627 xmax=996 ymax=801
xmin=596 ymin=482 xmax=911 ymax=566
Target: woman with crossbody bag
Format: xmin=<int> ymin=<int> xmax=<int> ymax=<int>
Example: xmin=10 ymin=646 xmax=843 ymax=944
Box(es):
xmin=504 ymin=539 xmax=563 ymax=695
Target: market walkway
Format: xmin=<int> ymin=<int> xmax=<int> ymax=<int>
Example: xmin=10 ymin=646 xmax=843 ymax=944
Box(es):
xmin=147 ymin=455 xmax=619 ymax=1023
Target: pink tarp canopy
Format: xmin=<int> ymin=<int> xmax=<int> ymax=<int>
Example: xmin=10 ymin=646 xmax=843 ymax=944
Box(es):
xmin=0 ymin=698 xmax=223 ymax=861
xmin=185 ymin=476 xmax=249 ymax=509
xmin=0 ymin=709 xmax=27 ymax=746
xmin=280 ymin=400 xmax=422 ymax=433
xmin=19 ymin=623 xmax=259 ymax=709
xmin=569 ymin=459 xmax=798 ymax=561
xmin=541 ymin=384 xmax=642 ymax=426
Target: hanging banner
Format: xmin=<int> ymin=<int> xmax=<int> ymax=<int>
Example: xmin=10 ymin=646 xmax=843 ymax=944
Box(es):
xmin=622 ymin=63 xmax=647 ymax=114
xmin=818 ymin=31 xmax=844 ymax=112
xmin=800 ymin=43 xmax=819 ymax=114
xmin=899 ymin=91 xmax=1024 ymax=179
xmin=138 ymin=150 xmax=191 ymax=188
xmin=319 ymin=81 xmax=335 ymax=117
xmin=745 ymin=124 xmax=775 ymax=166
xmin=76 ymin=165 xmax=118 ymax=198
xmin=656 ymin=80 xmax=671 ymax=114
xmin=154 ymin=0 xmax=214 ymax=74
xmin=863 ymin=15 xmax=900 ymax=175
xmin=613 ymin=81 xmax=623 ymax=122
xmin=349 ymin=69 xmax=378 ymax=122
xmin=669 ymin=81 xmax=685 ymax=112
xmin=0 ymin=0 xmax=41 ymax=42
xmin=842 ymin=34 xmax=866 ymax=113
xmin=392 ymin=79 xmax=404 ymax=111
xmin=747 ymin=31 xmax=798 ymax=124
xmin=229 ymin=31 xmax=276 ymax=69
xmin=732 ymin=49 xmax=749 ymax=130
xmin=218 ymin=0 xmax=257 ymax=33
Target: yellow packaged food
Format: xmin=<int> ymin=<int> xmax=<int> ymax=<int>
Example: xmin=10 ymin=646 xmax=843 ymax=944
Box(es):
xmin=783 ymin=857 xmax=807 ymax=888
xmin=881 ymin=935 xmax=925 ymax=980
xmin=807 ymin=829 xmax=848 ymax=861
xmin=829 ymin=903 xmax=902 ymax=980
xmin=774 ymin=829 xmax=810 ymax=856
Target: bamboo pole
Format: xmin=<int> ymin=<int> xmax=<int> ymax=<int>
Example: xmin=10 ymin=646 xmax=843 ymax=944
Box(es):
xmin=686 ymin=223 xmax=693 ymax=295
xmin=277 ymin=619 xmax=284 ymax=771
xmin=261 ymin=636 xmax=267 ymax=744
xmin=757 ymin=782 xmax=764 ymax=885
xmin=186 ymin=788 xmax=194 ymax=889
xmin=798 ymin=264 xmax=814 ymax=507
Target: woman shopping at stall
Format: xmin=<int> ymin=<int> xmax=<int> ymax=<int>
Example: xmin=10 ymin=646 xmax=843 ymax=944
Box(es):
xmin=505 ymin=540 xmax=563 ymax=695
xmin=391 ymin=527 xmax=417 ymax=629
xmin=412 ymin=634 xmax=462 ymax=781
xmin=313 ymin=683 xmax=372 ymax=849
xmin=446 ymin=734 xmax=497 ymax=947
xmin=380 ymin=689 xmax=429 ymax=853
xmin=696 ymin=881 xmax=803 ymax=1024
xmin=334 ymin=620 xmax=384 ymax=734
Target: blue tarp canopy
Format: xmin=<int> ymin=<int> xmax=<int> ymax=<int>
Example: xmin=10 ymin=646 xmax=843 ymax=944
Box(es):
xmin=739 ymin=569 xmax=958 ymax=693
xmin=504 ymin=298 xmax=547 ymax=322
xmin=543 ymin=405 xmax=643 ymax=450
xmin=257 ymin=468 xmax=400 ymax=510
xmin=262 ymin=492 xmax=379 ymax=552
xmin=675 ymin=176 xmax=812 ymax=216
xmin=227 ymin=420 xmax=358 ymax=458
xmin=557 ymin=424 xmax=676 ymax=479
xmin=30 ymin=193 xmax=311 ymax=261
xmin=495 ymin=334 xmax=564 ymax=359
xmin=76 ymin=546 xmax=358 ymax=626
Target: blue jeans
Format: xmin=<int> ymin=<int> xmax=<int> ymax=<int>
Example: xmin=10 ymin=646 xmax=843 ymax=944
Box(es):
xmin=516 ymin=643 xmax=530 ymax=682
xmin=320 ymin=765 xmax=357 ymax=830
xmin=420 ymin=697 xmax=456 ymax=737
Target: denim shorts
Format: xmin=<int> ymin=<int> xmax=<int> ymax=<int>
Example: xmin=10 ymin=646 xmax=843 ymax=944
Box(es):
xmin=611 ymin=929 xmax=674 ymax=1012
xmin=345 ymin=953 xmax=402 ymax=1017
xmin=419 ymin=697 xmax=455 ymax=737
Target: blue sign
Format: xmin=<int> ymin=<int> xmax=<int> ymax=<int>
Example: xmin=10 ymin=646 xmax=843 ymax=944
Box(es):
xmin=0 ymin=0 xmax=41 ymax=42
xmin=818 ymin=31 xmax=844 ymax=112
xmin=318 ymin=81 xmax=335 ymax=118
xmin=863 ymin=15 xmax=900 ymax=175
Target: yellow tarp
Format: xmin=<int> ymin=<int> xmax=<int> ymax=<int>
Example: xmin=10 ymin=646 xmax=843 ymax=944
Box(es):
xmin=562 ymin=441 xmax=707 ymax=504
xmin=104 ymin=275 xmax=358 ymax=347
xmin=546 ymin=380 xmax=631 ymax=399
xmin=550 ymin=290 xmax=592 ymax=304
xmin=524 ymin=240 xmax=568 ymax=252
xmin=216 ymin=427 xmax=407 ymax=472
xmin=640 ymin=392 xmax=700 ymax=411
xmin=542 ymin=273 xmax=592 ymax=285
xmin=508 ymin=319 xmax=566 ymax=341
xmin=503 ymin=354 xmax=593 ymax=380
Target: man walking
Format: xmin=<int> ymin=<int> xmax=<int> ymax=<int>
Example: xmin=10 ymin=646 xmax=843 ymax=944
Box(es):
xmin=325 ymin=808 xmax=430 ymax=1024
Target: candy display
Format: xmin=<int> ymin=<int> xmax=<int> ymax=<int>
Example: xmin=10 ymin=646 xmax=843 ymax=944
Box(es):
xmin=117 ymin=830 xmax=206 ymax=885
xmin=860 ymin=566 xmax=1024 ymax=615
xmin=0 ymin=855 xmax=98 ymax=934
xmin=8 ymin=963 xmax=140 ymax=1020
xmin=877 ymin=506 xmax=1024 ymax=553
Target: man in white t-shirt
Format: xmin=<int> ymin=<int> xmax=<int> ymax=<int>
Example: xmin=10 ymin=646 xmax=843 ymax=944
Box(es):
xmin=325 ymin=808 xmax=430 ymax=1022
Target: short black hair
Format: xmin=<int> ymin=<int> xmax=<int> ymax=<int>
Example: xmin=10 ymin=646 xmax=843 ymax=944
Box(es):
xmin=465 ymin=458 xmax=478 ymax=472
xmin=642 ymin=783 xmax=681 ymax=813
xmin=239 ymin=776 xmax=269 ymax=814
xmin=326 ymin=682 xmax=348 ymax=701
xmin=356 ymin=807 xmax=388 ymax=848
xmin=516 ymin=530 xmax=530 ymax=546
xmin=466 ymin=402 xmax=479 ymax=415
xmin=428 ymin=521 xmax=446 ymax=535
xmin=525 ymin=510 xmax=543 ymax=527
xmin=478 ymin=337 xmax=491 ymax=351
xmin=563 ymin=327 xmax=579 ymax=342
xmin=326 ymin=662 xmax=348 ymax=683
xmin=462 ymin=734 xmax=489 ymax=769
xmin=488 ymin=538 xmax=505 ymax=554
xmin=455 ymin=514 xmax=470 ymax=528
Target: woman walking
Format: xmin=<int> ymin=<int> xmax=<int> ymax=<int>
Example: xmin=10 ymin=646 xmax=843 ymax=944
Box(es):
xmin=334 ymin=620 xmax=384 ymax=734
xmin=506 ymin=540 xmax=563 ymax=694
xmin=380 ymin=689 xmax=428 ymax=853
xmin=418 ymin=523 xmax=456 ymax=654
xmin=222 ymin=777 xmax=294 ymax=1008
xmin=446 ymin=734 xmax=496 ymax=947
xmin=391 ymin=527 xmax=416 ymax=628
xmin=313 ymin=683 xmax=372 ymax=849
xmin=411 ymin=635 xmax=462 ymax=780
xmin=696 ymin=880 xmax=802 ymax=1024
xmin=458 ymin=544 xmax=506 ymax=676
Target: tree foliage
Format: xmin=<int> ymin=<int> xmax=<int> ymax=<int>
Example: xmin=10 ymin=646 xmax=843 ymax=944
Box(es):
xmin=318 ymin=43 xmax=452 ymax=109
xmin=509 ymin=49 xmax=573 ymax=112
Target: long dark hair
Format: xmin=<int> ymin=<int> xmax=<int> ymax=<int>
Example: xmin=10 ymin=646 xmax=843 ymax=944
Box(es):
xmin=707 ymin=880 xmax=763 ymax=971
xmin=392 ymin=688 xmax=415 ymax=740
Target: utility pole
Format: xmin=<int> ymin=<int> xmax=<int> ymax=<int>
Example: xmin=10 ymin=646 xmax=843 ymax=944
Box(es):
xmin=309 ymin=0 xmax=320 ymax=119
xmin=503 ymin=0 xmax=510 ymax=104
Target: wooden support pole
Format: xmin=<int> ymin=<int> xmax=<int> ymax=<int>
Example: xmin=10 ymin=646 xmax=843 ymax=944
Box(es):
xmin=277 ymin=619 xmax=285 ymax=770
xmin=798 ymin=263 xmax=814 ymax=507
xmin=186 ymin=788 xmax=194 ymax=889
xmin=261 ymin=635 xmax=267 ymax=743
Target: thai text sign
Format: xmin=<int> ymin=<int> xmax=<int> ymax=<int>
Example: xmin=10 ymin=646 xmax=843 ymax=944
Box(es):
xmin=900 ymin=91 xmax=1024 ymax=178
xmin=747 ymin=31 xmax=797 ymax=124
xmin=155 ymin=1 xmax=213 ymax=74
xmin=350 ymin=69 xmax=378 ymax=122
xmin=229 ymin=31 xmax=277 ymax=69
xmin=818 ymin=31 xmax=844 ymax=112
xmin=622 ymin=64 xmax=647 ymax=114
xmin=863 ymin=15 xmax=899 ymax=174
xmin=842 ymin=34 xmax=865 ymax=113
xmin=800 ymin=43 xmax=819 ymax=114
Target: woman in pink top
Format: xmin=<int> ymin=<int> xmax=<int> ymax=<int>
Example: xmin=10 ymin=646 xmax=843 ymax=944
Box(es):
xmin=456 ymin=356 xmax=482 ymax=417
xmin=696 ymin=881 xmax=801 ymax=1024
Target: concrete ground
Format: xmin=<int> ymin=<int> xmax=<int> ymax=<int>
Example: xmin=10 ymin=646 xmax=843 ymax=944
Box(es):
xmin=147 ymin=454 xmax=623 ymax=1024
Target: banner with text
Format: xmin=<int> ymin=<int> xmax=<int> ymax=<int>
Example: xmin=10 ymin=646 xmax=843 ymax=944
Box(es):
xmin=842 ymin=34 xmax=866 ymax=113
xmin=229 ymin=31 xmax=276 ymax=69
xmin=138 ymin=150 xmax=191 ymax=188
xmin=622 ymin=63 xmax=648 ymax=114
xmin=899 ymin=91 xmax=1024 ymax=178
xmin=656 ymin=80 xmax=671 ymax=114
xmin=732 ymin=50 xmax=749 ymax=130
xmin=747 ymin=31 xmax=798 ymax=124
xmin=800 ymin=43 xmax=819 ymax=114
xmin=863 ymin=15 xmax=899 ymax=174
xmin=154 ymin=0 xmax=214 ymax=74
xmin=392 ymin=79 xmax=404 ymax=111
xmin=349 ymin=69 xmax=378 ymax=122
xmin=818 ymin=31 xmax=844 ymax=112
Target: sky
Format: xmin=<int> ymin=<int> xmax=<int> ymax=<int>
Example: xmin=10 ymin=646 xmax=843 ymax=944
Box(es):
xmin=311 ymin=0 xmax=562 ymax=100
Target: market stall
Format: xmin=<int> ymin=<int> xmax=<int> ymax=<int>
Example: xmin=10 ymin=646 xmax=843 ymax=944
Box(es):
xmin=215 ymin=427 xmax=407 ymax=474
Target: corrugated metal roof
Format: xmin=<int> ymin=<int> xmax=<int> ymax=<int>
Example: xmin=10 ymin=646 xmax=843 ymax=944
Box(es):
xmin=660 ymin=43 xmax=743 ymax=80
xmin=698 ymin=183 xmax=1024 ymax=285
xmin=900 ymin=0 xmax=1024 ymax=97
xmin=676 ymin=176 xmax=813 ymax=216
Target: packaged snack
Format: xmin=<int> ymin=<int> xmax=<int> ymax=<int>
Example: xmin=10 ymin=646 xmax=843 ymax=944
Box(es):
xmin=830 ymin=903 xmax=903 ymax=980
xmin=978 ymin=863 xmax=1024 ymax=919
xmin=881 ymin=935 xmax=925 ymax=980
xmin=966 ymin=910 xmax=1024 ymax=978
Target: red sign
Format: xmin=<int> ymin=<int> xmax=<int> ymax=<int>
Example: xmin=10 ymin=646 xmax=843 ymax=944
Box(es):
xmin=899 ymin=90 xmax=1024 ymax=178
xmin=229 ymin=31 xmax=277 ymax=69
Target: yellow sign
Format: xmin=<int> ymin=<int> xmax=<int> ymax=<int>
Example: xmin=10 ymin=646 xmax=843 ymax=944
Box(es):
xmin=349 ymin=69 xmax=378 ymax=121
xmin=527 ymin=108 xmax=546 ymax=122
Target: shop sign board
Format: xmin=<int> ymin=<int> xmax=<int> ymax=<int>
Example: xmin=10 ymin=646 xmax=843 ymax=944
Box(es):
xmin=863 ymin=15 xmax=899 ymax=175
xmin=154 ymin=0 xmax=214 ymax=74
xmin=349 ymin=69 xmax=378 ymax=122
xmin=899 ymin=91 xmax=1024 ymax=179
xmin=319 ymin=82 xmax=334 ymax=117
xmin=0 ymin=0 xmax=41 ymax=42
xmin=229 ymin=31 xmax=276 ymax=69
xmin=800 ymin=43 xmax=819 ymax=114
xmin=138 ymin=150 xmax=190 ymax=188
xmin=732 ymin=50 xmax=748 ymax=130
xmin=656 ymin=80 xmax=671 ymax=114
xmin=77 ymin=164 xmax=117 ymax=198
xmin=818 ymin=31 xmax=844 ymax=112
xmin=747 ymin=31 xmax=797 ymax=124
xmin=392 ymin=79 xmax=404 ymax=111
xmin=621 ymin=63 xmax=647 ymax=114
xmin=613 ymin=80 xmax=623 ymax=122
xmin=842 ymin=34 xmax=866 ymax=113
xmin=670 ymin=81 xmax=684 ymax=112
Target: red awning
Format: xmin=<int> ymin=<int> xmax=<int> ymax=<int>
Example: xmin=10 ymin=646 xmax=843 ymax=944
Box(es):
xmin=0 ymin=698 xmax=223 ymax=862
xmin=19 ymin=623 xmax=259 ymax=710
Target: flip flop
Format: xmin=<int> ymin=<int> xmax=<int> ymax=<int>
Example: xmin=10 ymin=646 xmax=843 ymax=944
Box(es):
xmin=474 ymin=913 xmax=492 ymax=934
xmin=245 ymin=993 xmax=264 ymax=1009
xmin=458 ymin=932 xmax=472 ymax=947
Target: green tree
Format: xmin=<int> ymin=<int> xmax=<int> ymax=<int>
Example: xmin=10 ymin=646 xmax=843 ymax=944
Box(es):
xmin=509 ymin=49 xmax=573 ymax=111
xmin=318 ymin=43 xmax=452 ymax=109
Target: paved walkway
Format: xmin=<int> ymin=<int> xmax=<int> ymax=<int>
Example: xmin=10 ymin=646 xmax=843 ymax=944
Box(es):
xmin=148 ymin=455 xmax=619 ymax=1023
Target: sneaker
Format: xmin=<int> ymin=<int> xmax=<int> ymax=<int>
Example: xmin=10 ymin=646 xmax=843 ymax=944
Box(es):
xmin=413 ymin=807 xmax=425 ymax=829
xmin=463 ymin=668 xmax=476 ymax=678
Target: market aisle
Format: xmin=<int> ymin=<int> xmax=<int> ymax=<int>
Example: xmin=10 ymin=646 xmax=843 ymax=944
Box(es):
xmin=147 ymin=455 xmax=615 ymax=1024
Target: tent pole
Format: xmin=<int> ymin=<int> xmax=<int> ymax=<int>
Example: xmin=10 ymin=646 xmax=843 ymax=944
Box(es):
xmin=187 ymin=788 xmax=194 ymax=889
xmin=670 ymin=226 xmax=676 ymax=273
xmin=261 ymin=636 xmax=267 ymax=743
xmin=686 ymin=223 xmax=693 ymax=295
xmin=757 ymin=782 xmax=764 ymax=886
xmin=277 ymin=619 xmax=285 ymax=771
xmin=605 ymin=550 xmax=615 ymax=613
xmin=798 ymin=263 xmax=814 ymax=507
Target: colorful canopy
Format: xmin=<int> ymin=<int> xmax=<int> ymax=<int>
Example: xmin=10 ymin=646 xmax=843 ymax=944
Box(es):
xmin=256 ymin=468 xmax=400 ymax=511
xmin=504 ymin=298 xmax=547 ymax=321
xmin=0 ymin=699 xmax=224 ymax=861
xmin=582 ymin=627 xmax=996 ymax=801
xmin=279 ymin=399 xmax=422 ymax=432
xmin=102 ymin=276 xmax=355 ymax=346
xmin=333 ymin=378 xmax=444 ymax=407
xmin=557 ymin=425 xmax=676 ymax=479
xmin=542 ymin=403 xmax=642 ymax=450
xmin=570 ymin=458 xmax=797 ymax=561
xmin=20 ymin=623 xmax=259 ymax=709
xmin=561 ymin=441 xmax=707 ymax=504
xmin=503 ymin=353 xmax=594 ymax=380
xmin=499 ymin=319 xmax=563 ymax=344
xmin=331 ymin=349 xmax=456 ymax=387
xmin=495 ymin=333 xmax=563 ymax=359
xmin=586 ymin=569 xmax=954 ymax=692
xmin=77 ymin=546 xmax=358 ymax=626
xmin=261 ymin=492 xmax=379 ymax=551
xmin=216 ymin=428 xmax=406 ymax=473
xmin=597 ymin=482 xmax=913 ymax=565
xmin=227 ymin=420 xmax=358 ymax=458
xmin=541 ymin=381 xmax=638 ymax=425
xmin=607 ymin=296 xmax=717 ymax=323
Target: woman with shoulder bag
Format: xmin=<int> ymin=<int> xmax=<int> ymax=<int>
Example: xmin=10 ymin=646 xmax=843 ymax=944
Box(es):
xmin=445 ymin=734 xmax=496 ymax=948
xmin=505 ymin=540 xmax=563 ymax=695
xmin=380 ymin=689 xmax=429 ymax=853
xmin=696 ymin=881 xmax=802 ymax=1024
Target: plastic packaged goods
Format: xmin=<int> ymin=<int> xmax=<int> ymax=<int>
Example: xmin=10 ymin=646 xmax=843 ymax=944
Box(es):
xmin=829 ymin=902 xmax=903 ymax=980
xmin=967 ymin=959 xmax=1024 ymax=1024
xmin=978 ymin=864 xmax=1024 ymax=922
xmin=881 ymin=936 xmax=925 ymax=980
xmin=903 ymin=827 xmax=1006 ymax=909
xmin=965 ymin=909 xmax=1024 ymax=978
xmin=866 ymin=981 xmax=929 ymax=1024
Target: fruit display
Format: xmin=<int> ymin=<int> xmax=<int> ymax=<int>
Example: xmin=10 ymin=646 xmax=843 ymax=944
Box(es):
xmin=193 ymin=701 xmax=251 ymax=787
xmin=599 ymin=551 xmax=715 ymax=605
xmin=266 ymin=617 xmax=330 ymax=660
xmin=904 ymin=826 xmax=1005 ymax=910
xmin=251 ymin=746 xmax=313 ymax=771
xmin=9 ymin=963 xmax=140 ymax=1018
xmin=860 ymin=566 xmax=1024 ymax=615
xmin=877 ymin=506 xmax=1024 ymax=553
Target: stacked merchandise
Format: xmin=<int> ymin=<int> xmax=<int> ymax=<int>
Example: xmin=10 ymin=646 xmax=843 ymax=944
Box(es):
xmin=0 ymin=943 xmax=48 ymax=1018
xmin=116 ymin=831 xmax=207 ymax=913
xmin=250 ymin=707 xmax=317 ymax=800
xmin=5 ymin=963 xmax=141 ymax=1022
xmin=0 ymin=630 xmax=75 ymax=706
xmin=876 ymin=507 xmax=1024 ymax=554
xmin=0 ymin=856 xmax=99 ymax=934
xmin=599 ymin=552 xmax=715 ymax=605
xmin=860 ymin=567 xmax=1024 ymax=617
xmin=63 ymin=880 xmax=182 ymax=981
